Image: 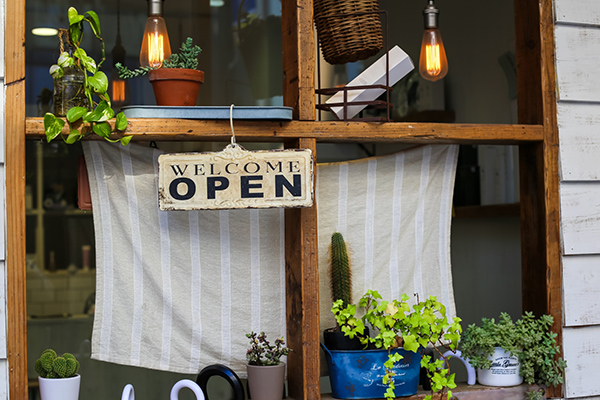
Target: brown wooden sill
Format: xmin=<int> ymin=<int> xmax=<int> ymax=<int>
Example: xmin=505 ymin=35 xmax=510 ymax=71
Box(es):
xmin=318 ymin=383 xmax=544 ymax=400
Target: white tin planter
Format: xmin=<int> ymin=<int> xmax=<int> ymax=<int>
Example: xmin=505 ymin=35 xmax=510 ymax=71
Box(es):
xmin=477 ymin=347 xmax=523 ymax=387
xmin=38 ymin=374 xmax=80 ymax=400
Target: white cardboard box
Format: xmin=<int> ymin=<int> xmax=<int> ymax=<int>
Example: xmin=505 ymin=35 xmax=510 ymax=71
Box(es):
xmin=326 ymin=45 xmax=414 ymax=120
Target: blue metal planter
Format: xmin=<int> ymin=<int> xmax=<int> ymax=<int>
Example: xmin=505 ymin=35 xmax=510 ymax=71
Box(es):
xmin=321 ymin=343 xmax=421 ymax=399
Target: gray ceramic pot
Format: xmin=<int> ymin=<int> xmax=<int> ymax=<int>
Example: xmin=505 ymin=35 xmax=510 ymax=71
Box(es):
xmin=246 ymin=363 xmax=285 ymax=400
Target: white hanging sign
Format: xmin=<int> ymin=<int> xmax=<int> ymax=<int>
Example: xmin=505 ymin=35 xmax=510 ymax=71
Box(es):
xmin=158 ymin=144 xmax=314 ymax=210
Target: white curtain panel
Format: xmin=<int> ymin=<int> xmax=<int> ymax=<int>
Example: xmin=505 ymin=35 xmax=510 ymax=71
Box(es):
xmin=317 ymin=145 xmax=459 ymax=331
xmin=83 ymin=142 xmax=286 ymax=376
xmin=84 ymin=142 xmax=458 ymax=376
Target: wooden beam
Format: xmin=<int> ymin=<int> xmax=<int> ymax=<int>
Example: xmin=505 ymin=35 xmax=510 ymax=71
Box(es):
xmin=5 ymin=0 xmax=28 ymax=396
xmin=515 ymin=0 xmax=563 ymax=397
xmin=282 ymin=0 xmax=315 ymax=120
xmin=285 ymin=138 xmax=320 ymax=400
xmin=26 ymin=118 xmax=544 ymax=144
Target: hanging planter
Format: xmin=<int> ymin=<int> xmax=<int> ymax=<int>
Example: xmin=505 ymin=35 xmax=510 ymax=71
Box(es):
xmin=313 ymin=0 xmax=383 ymax=65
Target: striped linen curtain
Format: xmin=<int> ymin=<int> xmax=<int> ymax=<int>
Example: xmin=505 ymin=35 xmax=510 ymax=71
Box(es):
xmin=317 ymin=145 xmax=459 ymax=331
xmin=83 ymin=142 xmax=286 ymax=376
xmin=83 ymin=142 xmax=458 ymax=376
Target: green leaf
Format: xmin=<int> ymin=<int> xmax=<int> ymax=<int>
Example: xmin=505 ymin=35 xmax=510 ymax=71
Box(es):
xmin=115 ymin=112 xmax=128 ymax=131
xmin=88 ymin=71 xmax=108 ymax=94
xmin=84 ymin=10 xmax=101 ymax=36
xmin=120 ymin=135 xmax=133 ymax=146
xmin=74 ymin=48 xmax=97 ymax=74
xmin=66 ymin=129 xmax=81 ymax=144
xmin=43 ymin=113 xmax=65 ymax=142
xmin=69 ymin=24 xmax=82 ymax=46
xmin=84 ymin=101 xmax=114 ymax=123
xmin=93 ymin=122 xmax=112 ymax=138
xmin=68 ymin=7 xmax=84 ymax=25
xmin=66 ymin=107 xmax=89 ymax=123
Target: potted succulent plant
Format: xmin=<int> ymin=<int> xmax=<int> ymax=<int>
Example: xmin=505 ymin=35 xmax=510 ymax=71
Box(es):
xmin=245 ymin=331 xmax=291 ymax=400
xmin=329 ymin=290 xmax=462 ymax=400
xmin=44 ymin=7 xmax=130 ymax=146
xmin=116 ymin=37 xmax=204 ymax=106
xmin=323 ymin=232 xmax=369 ymax=350
xmin=460 ymin=312 xmax=566 ymax=399
xmin=35 ymin=349 xmax=81 ymax=400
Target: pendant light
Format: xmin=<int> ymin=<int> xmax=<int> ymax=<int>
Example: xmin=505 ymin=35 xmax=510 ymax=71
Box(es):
xmin=419 ymin=0 xmax=448 ymax=82
xmin=110 ymin=0 xmax=130 ymax=107
xmin=140 ymin=0 xmax=171 ymax=68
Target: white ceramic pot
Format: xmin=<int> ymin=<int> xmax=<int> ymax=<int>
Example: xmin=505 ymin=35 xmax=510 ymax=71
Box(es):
xmin=38 ymin=374 xmax=81 ymax=400
xmin=477 ymin=347 xmax=523 ymax=387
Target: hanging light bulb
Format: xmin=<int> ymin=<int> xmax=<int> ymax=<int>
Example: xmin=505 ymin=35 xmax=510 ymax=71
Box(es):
xmin=140 ymin=0 xmax=172 ymax=68
xmin=419 ymin=0 xmax=448 ymax=82
xmin=110 ymin=0 xmax=130 ymax=108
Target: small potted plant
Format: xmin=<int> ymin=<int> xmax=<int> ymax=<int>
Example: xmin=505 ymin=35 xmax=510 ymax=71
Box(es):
xmin=460 ymin=312 xmax=566 ymax=399
xmin=44 ymin=7 xmax=130 ymax=146
xmin=245 ymin=331 xmax=291 ymax=400
xmin=35 ymin=349 xmax=81 ymax=400
xmin=329 ymin=290 xmax=462 ymax=400
xmin=116 ymin=37 xmax=204 ymax=106
xmin=323 ymin=232 xmax=369 ymax=350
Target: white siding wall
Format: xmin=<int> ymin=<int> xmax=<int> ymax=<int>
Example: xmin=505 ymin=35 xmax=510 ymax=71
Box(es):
xmin=555 ymin=0 xmax=600 ymax=398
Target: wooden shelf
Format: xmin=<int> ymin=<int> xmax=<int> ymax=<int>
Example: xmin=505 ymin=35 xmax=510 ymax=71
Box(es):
xmin=320 ymin=383 xmax=544 ymax=400
xmin=25 ymin=118 xmax=543 ymax=144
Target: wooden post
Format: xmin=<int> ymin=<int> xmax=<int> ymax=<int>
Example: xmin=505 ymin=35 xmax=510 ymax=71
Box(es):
xmin=514 ymin=0 xmax=563 ymax=397
xmin=5 ymin=0 xmax=28 ymax=397
xmin=282 ymin=0 xmax=316 ymax=121
xmin=285 ymin=138 xmax=320 ymax=400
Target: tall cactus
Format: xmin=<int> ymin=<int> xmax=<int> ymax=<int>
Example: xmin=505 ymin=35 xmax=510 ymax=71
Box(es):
xmin=330 ymin=232 xmax=352 ymax=307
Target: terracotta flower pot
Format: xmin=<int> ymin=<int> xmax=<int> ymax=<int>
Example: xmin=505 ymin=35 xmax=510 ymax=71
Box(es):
xmin=148 ymin=68 xmax=205 ymax=106
xmin=246 ymin=363 xmax=285 ymax=400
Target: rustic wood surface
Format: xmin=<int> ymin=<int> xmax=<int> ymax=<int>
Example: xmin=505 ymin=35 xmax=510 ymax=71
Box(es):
xmin=319 ymin=383 xmax=545 ymax=400
xmin=539 ymin=0 xmax=564 ymax=397
xmin=515 ymin=1 xmax=563 ymax=397
xmin=26 ymin=118 xmax=544 ymax=144
xmin=5 ymin=0 xmax=28 ymax=396
xmin=282 ymin=0 xmax=315 ymax=120
xmin=285 ymin=138 xmax=320 ymax=400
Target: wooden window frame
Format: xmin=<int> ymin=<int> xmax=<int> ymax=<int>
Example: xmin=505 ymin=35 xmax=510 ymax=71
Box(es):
xmin=6 ymin=0 xmax=561 ymax=398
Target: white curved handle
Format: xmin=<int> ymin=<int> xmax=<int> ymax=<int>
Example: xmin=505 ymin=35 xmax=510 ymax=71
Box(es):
xmin=442 ymin=350 xmax=476 ymax=385
xmin=121 ymin=384 xmax=135 ymax=400
xmin=170 ymin=379 xmax=205 ymax=400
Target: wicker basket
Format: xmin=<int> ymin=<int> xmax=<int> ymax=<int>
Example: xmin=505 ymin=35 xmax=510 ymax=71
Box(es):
xmin=314 ymin=0 xmax=383 ymax=65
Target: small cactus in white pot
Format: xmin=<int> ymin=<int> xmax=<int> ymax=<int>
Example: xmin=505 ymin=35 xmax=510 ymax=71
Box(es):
xmin=35 ymin=349 xmax=81 ymax=400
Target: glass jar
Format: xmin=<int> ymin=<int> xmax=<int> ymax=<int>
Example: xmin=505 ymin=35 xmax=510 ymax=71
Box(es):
xmin=53 ymin=49 xmax=88 ymax=116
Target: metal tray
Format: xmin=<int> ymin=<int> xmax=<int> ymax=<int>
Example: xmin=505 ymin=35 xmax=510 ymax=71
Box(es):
xmin=121 ymin=106 xmax=293 ymax=120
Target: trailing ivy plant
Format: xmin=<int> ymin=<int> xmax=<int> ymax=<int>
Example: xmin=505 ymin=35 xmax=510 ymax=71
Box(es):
xmin=460 ymin=312 xmax=567 ymax=398
xmin=332 ymin=290 xmax=463 ymax=400
xmin=115 ymin=37 xmax=202 ymax=79
xmin=44 ymin=7 xmax=131 ymax=145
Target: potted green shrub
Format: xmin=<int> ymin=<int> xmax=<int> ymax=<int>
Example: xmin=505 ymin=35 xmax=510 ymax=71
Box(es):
xmin=35 ymin=349 xmax=81 ymax=400
xmin=44 ymin=7 xmax=130 ymax=146
xmin=245 ymin=331 xmax=291 ymax=400
xmin=329 ymin=290 xmax=462 ymax=400
xmin=116 ymin=37 xmax=204 ymax=106
xmin=460 ymin=312 xmax=567 ymax=399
